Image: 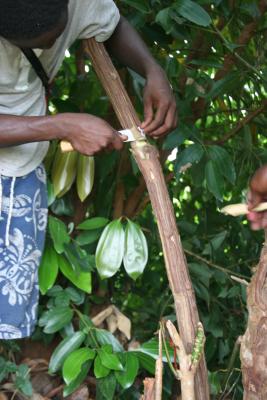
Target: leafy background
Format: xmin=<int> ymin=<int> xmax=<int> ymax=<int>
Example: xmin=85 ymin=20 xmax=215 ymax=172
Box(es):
xmin=1 ymin=0 xmax=267 ymax=399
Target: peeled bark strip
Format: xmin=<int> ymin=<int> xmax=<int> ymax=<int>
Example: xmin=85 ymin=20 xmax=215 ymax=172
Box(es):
xmin=83 ymin=38 xmax=209 ymax=400
xmin=240 ymin=233 xmax=267 ymax=399
xmin=221 ymin=202 xmax=267 ymax=217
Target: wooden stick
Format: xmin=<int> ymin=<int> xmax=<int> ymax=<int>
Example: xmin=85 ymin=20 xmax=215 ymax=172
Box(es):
xmin=70 ymin=38 xmax=209 ymax=399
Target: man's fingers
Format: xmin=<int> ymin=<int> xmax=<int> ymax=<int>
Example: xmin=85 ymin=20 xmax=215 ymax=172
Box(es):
xmin=149 ymin=105 xmax=177 ymax=137
xmin=141 ymin=99 xmax=154 ymax=129
xmin=112 ymin=131 xmax=125 ymax=150
xmin=143 ymin=103 xmax=168 ymax=134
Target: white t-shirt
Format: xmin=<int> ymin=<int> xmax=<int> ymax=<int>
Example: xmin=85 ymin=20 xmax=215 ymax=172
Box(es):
xmin=0 ymin=0 xmax=120 ymax=177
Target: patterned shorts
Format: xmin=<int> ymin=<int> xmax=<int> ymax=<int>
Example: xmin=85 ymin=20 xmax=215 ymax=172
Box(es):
xmin=0 ymin=165 xmax=47 ymax=340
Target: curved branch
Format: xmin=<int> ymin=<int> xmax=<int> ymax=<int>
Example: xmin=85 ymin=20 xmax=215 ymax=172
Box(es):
xmin=204 ymin=99 xmax=267 ymax=145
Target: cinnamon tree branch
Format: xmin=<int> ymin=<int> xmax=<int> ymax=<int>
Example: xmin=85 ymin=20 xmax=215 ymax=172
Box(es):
xmin=83 ymin=38 xmax=209 ymax=400
xmin=133 ymin=172 xmax=174 ymax=218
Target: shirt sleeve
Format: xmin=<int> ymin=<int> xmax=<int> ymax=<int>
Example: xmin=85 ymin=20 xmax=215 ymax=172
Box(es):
xmin=74 ymin=0 xmax=120 ymax=42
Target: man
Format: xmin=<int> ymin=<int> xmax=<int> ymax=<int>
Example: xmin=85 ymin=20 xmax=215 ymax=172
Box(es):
xmin=0 ymin=0 xmax=177 ymax=339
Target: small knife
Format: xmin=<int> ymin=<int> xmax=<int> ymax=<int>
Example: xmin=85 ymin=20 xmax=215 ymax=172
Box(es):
xmin=118 ymin=128 xmax=146 ymax=142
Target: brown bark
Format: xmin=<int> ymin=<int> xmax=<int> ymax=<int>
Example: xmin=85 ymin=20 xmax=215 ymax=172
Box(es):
xmin=83 ymin=38 xmax=209 ymax=400
xmin=240 ymin=232 xmax=267 ymax=399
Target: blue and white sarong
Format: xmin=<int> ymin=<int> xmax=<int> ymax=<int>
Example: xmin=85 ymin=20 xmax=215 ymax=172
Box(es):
xmin=0 ymin=165 xmax=47 ymax=339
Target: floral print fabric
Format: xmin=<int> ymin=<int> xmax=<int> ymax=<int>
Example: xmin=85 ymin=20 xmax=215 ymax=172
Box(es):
xmin=0 ymin=165 xmax=47 ymax=339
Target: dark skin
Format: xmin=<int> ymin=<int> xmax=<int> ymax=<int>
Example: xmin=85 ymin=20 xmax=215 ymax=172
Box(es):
xmin=1 ymin=13 xmax=177 ymax=155
xmin=247 ymin=165 xmax=267 ymax=230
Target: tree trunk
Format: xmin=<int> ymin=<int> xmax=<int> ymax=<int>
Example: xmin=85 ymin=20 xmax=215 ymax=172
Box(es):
xmin=240 ymin=232 xmax=267 ymax=399
xmin=83 ymin=38 xmax=209 ymax=400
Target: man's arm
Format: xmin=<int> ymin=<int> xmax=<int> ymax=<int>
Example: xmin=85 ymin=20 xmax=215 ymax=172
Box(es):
xmin=105 ymin=16 xmax=177 ymax=137
xmin=0 ymin=113 xmax=124 ymax=154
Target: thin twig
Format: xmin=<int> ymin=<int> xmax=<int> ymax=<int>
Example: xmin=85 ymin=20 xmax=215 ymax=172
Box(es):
xmin=155 ymin=329 xmax=163 ymax=400
xmin=184 ymin=248 xmax=249 ymax=280
xmin=205 ymin=99 xmax=267 ymax=145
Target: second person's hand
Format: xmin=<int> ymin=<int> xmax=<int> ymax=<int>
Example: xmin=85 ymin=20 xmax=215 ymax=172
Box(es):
xmin=247 ymin=164 xmax=267 ymax=230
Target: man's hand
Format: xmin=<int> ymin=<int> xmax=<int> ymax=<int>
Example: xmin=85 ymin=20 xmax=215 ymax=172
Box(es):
xmin=56 ymin=113 xmax=126 ymax=156
xmin=105 ymin=17 xmax=177 ymax=138
xmin=247 ymin=164 xmax=267 ymax=230
xmin=141 ymin=67 xmax=177 ymax=138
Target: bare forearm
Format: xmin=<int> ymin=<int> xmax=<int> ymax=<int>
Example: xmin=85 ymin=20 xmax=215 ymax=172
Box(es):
xmin=105 ymin=16 xmax=163 ymax=78
xmin=0 ymin=114 xmax=61 ymax=147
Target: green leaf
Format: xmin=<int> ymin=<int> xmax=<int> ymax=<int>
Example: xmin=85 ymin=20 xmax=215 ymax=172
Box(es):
xmin=76 ymin=155 xmax=95 ymax=202
xmin=58 ymin=255 xmax=92 ymax=293
xmin=193 ymin=280 xmax=210 ymax=305
xmin=15 ymin=365 xmax=33 ymax=396
xmin=38 ymin=245 xmax=59 ymax=295
xmin=98 ymin=346 xmax=123 ymax=371
xmin=205 ymin=160 xmax=224 ymax=200
xmin=155 ymin=8 xmax=173 ymax=34
xmin=96 ymin=373 xmax=117 ymax=400
xmin=175 ymin=144 xmax=204 ymax=176
xmin=206 ymin=72 xmax=241 ymax=100
xmin=49 ymin=331 xmax=86 ymax=374
xmin=134 ymin=338 xmax=174 ymax=363
xmin=123 ymin=220 xmax=148 ymax=280
xmin=115 ymin=353 xmax=139 ymax=389
xmin=77 ymin=217 xmax=109 ymax=230
xmin=64 ymin=242 xmax=90 ymax=272
xmin=174 ymin=0 xmax=211 ymax=26
xmin=210 ymin=231 xmax=227 ymax=250
xmin=208 ymin=146 xmax=236 ymax=184
xmin=121 ymin=0 xmax=150 ymax=13
xmin=39 ymin=306 xmax=73 ymax=334
xmin=96 ymin=219 xmax=125 ymax=279
xmin=94 ymin=329 xmax=124 ymax=352
xmin=63 ymin=361 xmax=91 ymax=397
xmin=94 ymin=354 xmax=110 ymax=379
xmin=63 ymin=347 xmax=96 ymax=385
xmin=48 ymin=215 xmax=70 ymax=254
xmin=188 ymin=263 xmax=213 ymax=287
xmin=76 ymin=229 xmax=103 ymax=246
xmin=132 ymin=352 xmax=155 ymax=375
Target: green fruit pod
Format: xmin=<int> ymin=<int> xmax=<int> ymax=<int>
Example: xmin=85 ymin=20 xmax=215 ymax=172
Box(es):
xmin=96 ymin=219 xmax=125 ymax=279
xmin=123 ymin=220 xmax=148 ymax=280
xmin=76 ymin=154 xmax=95 ymax=202
xmin=51 ymin=147 xmax=78 ymax=198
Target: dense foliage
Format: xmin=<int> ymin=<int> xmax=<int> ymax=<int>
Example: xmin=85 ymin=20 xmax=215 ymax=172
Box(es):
xmin=1 ymin=1 xmax=267 ymax=399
